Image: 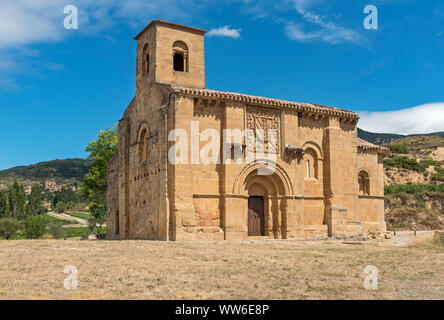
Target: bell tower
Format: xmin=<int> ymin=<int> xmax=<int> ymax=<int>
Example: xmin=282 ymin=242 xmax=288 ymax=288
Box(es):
xmin=134 ymin=20 xmax=206 ymax=88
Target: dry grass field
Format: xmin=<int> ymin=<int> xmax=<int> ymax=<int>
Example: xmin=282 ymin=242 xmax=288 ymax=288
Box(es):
xmin=0 ymin=238 xmax=443 ymax=300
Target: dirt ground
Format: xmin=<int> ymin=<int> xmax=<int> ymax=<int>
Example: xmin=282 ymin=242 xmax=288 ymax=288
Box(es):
xmin=0 ymin=234 xmax=443 ymax=300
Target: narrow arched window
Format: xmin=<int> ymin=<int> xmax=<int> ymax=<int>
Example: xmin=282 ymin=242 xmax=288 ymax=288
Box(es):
xmin=306 ymin=160 xmax=310 ymax=178
xmin=142 ymin=44 xmax=149 ymax=75
xmin=303 ymin=148 xmax=318 ymax=180
xmin=172 ymin=41 xmax=188 ymax=72
xmin=358 ymin=171 xmax=370 ymax=195
xmin=139 ymin=128 xmax=148 ymax=162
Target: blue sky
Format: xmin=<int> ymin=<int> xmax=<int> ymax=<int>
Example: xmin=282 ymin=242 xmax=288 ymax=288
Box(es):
xmin=0 ymin=0 xmax=443 ymax=170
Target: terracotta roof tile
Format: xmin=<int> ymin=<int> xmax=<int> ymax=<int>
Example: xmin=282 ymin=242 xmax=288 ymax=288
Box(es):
xmin=357 ymin=138 xmax=389 ymax=153
xmin=172 ymin=86 xmax=359 ymax=120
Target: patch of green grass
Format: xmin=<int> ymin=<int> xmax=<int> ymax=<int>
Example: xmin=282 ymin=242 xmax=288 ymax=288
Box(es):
xmin=63 ymin=227 xmax=107 ymax=238
xmin=65 ymin=212 xmax=90 ymax=220
xmin=42 ymin=214 xmax=72 ymax=225
xmin=9 ymin=226 xmax=106 ymax=239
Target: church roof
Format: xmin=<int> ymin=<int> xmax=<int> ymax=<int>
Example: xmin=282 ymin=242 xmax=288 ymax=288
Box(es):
xmin=357 ymin=138 xmax=389 ymax=153
xmin=172 ymin=86 xmax=359 ymax=120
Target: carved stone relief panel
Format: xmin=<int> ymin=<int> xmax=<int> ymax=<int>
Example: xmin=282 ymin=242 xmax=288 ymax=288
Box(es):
xmin=246 ymin=106 xmax=281 ymax=154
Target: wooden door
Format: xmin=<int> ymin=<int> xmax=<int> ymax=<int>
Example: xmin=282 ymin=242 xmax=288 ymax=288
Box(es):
xmin=248 ymin=196 xmax=264 ymax=236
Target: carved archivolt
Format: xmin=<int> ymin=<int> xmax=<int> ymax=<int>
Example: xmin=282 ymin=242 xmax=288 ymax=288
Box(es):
xmin=301 ymin=141 xmax=323 ymax=159
xmin=233 ymin=160 xmax=293 ymax=195
xmin=246 ymin=106 xmax=281 ymax=154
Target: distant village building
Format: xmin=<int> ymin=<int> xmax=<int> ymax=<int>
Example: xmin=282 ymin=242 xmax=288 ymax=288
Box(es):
xmin=24 ymin=186 xmax=32 ymax=196
xmin=107 ymin=20 xmax=389 ymax=241
xmin=44 ymin=180 xmax=74 ymax=193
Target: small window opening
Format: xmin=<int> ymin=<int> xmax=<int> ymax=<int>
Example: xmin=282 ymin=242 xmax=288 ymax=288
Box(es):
xmin=140 ymin=128 xmax=148 ymax=162
xmin=142 ymin=44 xmax=149 ymax=75
xmin=145 ymin=54 xmax=149 ymax=74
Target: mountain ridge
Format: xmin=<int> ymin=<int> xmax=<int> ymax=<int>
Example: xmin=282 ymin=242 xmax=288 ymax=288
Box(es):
xmin=0 ymin=158 xmax=91 ymax=184
xmin=358 ymin=128 xmax=444 ymax=145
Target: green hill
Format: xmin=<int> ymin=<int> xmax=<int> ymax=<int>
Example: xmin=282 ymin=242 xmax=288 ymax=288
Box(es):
xmin=385 ymin=135 xmax=444 ymax=152
xmin=358 ymin=128 xmax=444 ymax=145
xmin=0 ymin=158 xmax=92 ymax=183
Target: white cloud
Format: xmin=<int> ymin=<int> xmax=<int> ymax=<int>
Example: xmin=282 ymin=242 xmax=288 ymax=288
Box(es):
xmin=0 ymin=0 xmax=208 ymax=90
xmin=285 ymin=24 xmax=318 ymax=41
xmin=0 ymin=1 xmax=63 ymax=47
xmin=0 ymin=0 xmax=206 ymax=49
xmin=207 ymin=26 xmax=242 ymax=39
xmin=358 ymin=103 xmax=444 ymax=135
xmin=285 ymin=22 xmax=361 ymax=44
xmin=283 ymin=0 xmax=366 ymax=46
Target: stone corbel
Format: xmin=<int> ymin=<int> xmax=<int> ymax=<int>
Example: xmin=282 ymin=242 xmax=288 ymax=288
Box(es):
xmin=284 ymin=143 xmax=304 ymax=161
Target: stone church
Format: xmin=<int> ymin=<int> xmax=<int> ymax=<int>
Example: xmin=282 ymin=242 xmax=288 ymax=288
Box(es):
xmin=106 ymin=20 xmax=388 ymax=241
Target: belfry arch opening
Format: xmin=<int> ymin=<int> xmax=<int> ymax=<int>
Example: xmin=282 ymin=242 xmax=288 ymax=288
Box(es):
xmin=172 ymin=41 xmax=188 ymax=72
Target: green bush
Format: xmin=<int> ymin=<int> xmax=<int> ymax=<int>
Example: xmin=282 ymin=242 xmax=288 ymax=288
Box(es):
xmin=24 ymin=215 xmax=47 ymax=239
xmin=0 ymin=218 xmax=22 ymax=239
xmin=388 ymin=144 xmax=408 ymax=154
xmin=431 ymin=167 xmax=444 ymax=183
xmin=48 ymin=221 xmax=65 ymax=239
xmin=385 ymin=184 xmax=444 ymax=195
xmin=433 ymin=234 xmax=444 ymax=248
xmin=55 ymin=201 xmax=67 ymax=213
xmin=383 ymin=156 xmax=426 ymax=172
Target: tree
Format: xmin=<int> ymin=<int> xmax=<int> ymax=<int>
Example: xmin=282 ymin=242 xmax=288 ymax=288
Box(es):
xmin=27 ymin=184 xmax=45 ymax=215
xmin=55 ymin=201 xmax=67 ymax=213
xmin=24 ymin=215 xmax=47 ymax=239
xmin=0 ymin=190 xmax=10 ymax=218
xmin=87 ymin=204 xmax=106 ymax=237
xmin=0 ymin=218 xmax=21 ymax=239
xmin=81 ymin=126 xmax=118 ymax=233
xmin=52 ymin=186 xmax=78 ymax=210
xmin=8 ymin=181 xmax=27 ymax=219
xmin=48 ymin=221 xmax=65 ymax=239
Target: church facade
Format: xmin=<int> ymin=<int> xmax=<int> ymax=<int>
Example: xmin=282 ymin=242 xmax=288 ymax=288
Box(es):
xmin=106 ymin=20 xmax=388 ymax=241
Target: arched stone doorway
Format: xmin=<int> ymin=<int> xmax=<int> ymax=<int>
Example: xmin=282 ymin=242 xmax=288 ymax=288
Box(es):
xmin=232 ymin=161 xmax=293 ymax=239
